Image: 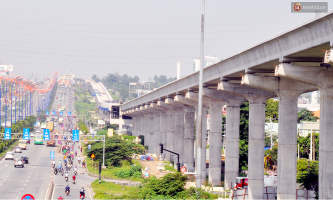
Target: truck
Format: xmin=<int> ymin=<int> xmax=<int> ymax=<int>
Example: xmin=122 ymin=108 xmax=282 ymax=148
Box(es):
xmin=46 ymin=132 xmax=56 ymax=146
xmin=58 ymin=118 xmax=64 ymax=125
xmin=47 ymin=122 xmax=54 ymax=132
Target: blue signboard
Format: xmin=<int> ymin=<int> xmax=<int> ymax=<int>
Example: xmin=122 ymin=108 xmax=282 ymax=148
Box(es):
xmin=60 ymin=111 xmax=63 ymax=116
xmin=46 ymin=111 xmax=49 ymax=116
xmin=52 ymin=111 xmax=55 ymax=116
xmin=43 ymin=129 xmax=50 ymax=141
xmin=72 ymin=130 xmax=79 ymax=141
xmin=4 ymin=128 xmax=11 ymax=140
xmin=23 ymin=128 xmax=30 ymax=140
xmin=50 ymin=151 xmax=55 ymax=160
xmin=68 ymin=112 xmax=72 ymax=116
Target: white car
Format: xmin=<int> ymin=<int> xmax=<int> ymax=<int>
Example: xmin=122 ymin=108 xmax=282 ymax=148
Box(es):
xmin=14 ymin=147 xmax=22 ymax=153
xmin=5 ymin=152 xmax=14 ymax=160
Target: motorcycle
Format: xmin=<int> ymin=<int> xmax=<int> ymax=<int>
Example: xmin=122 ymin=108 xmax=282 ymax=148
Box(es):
xmin=74 ymin=171 xmax=77 ymax=175
xmin=75 ymin=152 xmax=77 ymax=156
xmin=54 ymin=169 xmax=57 ymax=175
xmin=78 ymin=160 xmax=81 ymax=164
xmin=66 ymin=189 xmax=70 ymax=196
xmin=65 ymin=176 xmax=68 ymax=182
xmin=58 ymin=168 xmax=61 ymax=173
xmin=52 ymin=163 xmax=55 ymax=168
xmin=72 ymin=179 xmax=75 ymax=184
xmin=62 ymin=171 xmax=64 ymax=176
xmin=80 ymin=193 xmax=85 ymax=200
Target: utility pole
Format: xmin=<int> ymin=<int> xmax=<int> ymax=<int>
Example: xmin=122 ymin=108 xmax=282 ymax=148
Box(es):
xmin=196 ymin=0 xmax=205 ymax=188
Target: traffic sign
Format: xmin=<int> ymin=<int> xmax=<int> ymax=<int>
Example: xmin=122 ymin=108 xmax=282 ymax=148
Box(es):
xmin=60 ymin=111 xmax=63 ymax=116
xmin=4 ymin=128 xmax=11 ymax=140
xmin=91 ymin=153 xmax=95 ymax=158
xmin=43 ymin=129 xmax=50 ymax=141
xmin=46 ymin=111 xmax=49 ymax=116
xmin=23 ymin=128 xmax=30 ymax=140
xmin=180 ymin=166 xmax=187 ymax=173
xmin=52 ymin=111 xmax=56 ymax=116
xmin=72 ymin=130 xmax=79 ymax=141
xmin=21 ymin=194 xmax=35 ymax=200
xmin=68 ymin=112 xmax=71 ymax=116
xmin=50 ymin=151 xmax=55 ymax=160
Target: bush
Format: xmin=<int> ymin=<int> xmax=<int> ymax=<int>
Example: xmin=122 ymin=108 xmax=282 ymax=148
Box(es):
xmin=113 ymin=165 xmax=142 ymax=179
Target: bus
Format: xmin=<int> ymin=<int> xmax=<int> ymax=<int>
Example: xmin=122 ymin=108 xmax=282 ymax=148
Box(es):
xmin=34 ymin=134 xmax=43 ymax=145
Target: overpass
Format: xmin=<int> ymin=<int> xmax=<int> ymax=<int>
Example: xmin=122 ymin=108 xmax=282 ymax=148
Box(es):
xmin=74 ymin=78 xmax=131 ymax=130
xmin=121 ymin=11 xmax=333 ymax=199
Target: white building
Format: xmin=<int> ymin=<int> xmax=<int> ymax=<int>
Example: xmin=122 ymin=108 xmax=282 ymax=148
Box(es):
xmin=193 ymin=56 xmax=220 ymax=72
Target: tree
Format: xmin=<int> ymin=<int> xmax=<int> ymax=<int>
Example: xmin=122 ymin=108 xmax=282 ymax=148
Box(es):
xmin=297 ymin=109 xmax=319 ymax=123
xmin=239 ymin=102 xmax=249 ymax=171
xmin=265 ymin=99 xmax=279 ymax=122
xmin=92 ymin=74 xmax=101 ymax=82
xmin=298 ymin=133 xmax=319 ymax=160
xmin=297 ymin=158 xmax=318 ymax=192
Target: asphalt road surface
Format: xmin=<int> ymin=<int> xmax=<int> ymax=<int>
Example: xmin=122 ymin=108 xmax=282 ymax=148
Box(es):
xmin=0 ymin=85 xmax=94 ymax=200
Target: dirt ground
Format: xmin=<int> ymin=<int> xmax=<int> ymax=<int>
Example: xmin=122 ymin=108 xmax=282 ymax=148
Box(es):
xmin=139 ymin=160 xmax=174 ymax=178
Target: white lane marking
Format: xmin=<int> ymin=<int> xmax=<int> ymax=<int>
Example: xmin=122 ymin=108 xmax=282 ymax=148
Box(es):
xmin=24 ymin=184 xmax=26 ymax=186
xmin=26 ymin=180 xmax=28 ymax=182
xmin=22 ymin=188 xmax=24 ymax=190
xmin=3 ymin=179 xmax=6 ymax=181
xmin=16 ymin=196 xmax=18 ymax=199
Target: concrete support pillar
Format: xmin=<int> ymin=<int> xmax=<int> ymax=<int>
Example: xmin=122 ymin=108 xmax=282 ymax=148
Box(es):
xmin=247 ymin=101 xmax=266 ymax=198
xmin=160 ymin=111 xmax=167 ymax=159
xmin=154 ymin=112 xmax=160 ymax=154
xmin=144 ymin=115 xmax=149 ymax=148
xmin=200 ymin=107 xmax=208 ymax=181
xmin=132 ymin=116 xmax=136 ymax=136
xmin=175 ymin=108 xmax=185 ymax=166
xmin=141 ymin=116 xmax=146 ymax=145
xmin=184 ymin=108 xmax=195 ymax=172
xmin=242 ymin=74 xmax=316 ymax=199
xmin=209 ymin=102 xmax=223 ymax=186
xmin=224 ymin=104 xmax=241 ymax=190
xmin=274 ymin=63 xmax=333 ymax=199
xmin=149 ymin=115 xmax=154 ymax=153
xmin=166 ymin=110 xmax=176 ymax=161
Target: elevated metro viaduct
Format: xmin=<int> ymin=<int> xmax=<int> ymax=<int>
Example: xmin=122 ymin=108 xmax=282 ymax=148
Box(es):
xmin=121 ymin=11 xmax=333 ymax=200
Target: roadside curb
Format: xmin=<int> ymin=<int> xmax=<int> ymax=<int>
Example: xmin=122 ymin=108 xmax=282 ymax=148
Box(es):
xmin=45 ymin=181 xmax=54 ymax=200
xmin=87 ymin=171 xmax=141 ymax=187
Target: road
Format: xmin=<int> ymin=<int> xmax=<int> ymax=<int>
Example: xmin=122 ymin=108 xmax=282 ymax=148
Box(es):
xmin=0 ymin=85 xmax=95 ymax=200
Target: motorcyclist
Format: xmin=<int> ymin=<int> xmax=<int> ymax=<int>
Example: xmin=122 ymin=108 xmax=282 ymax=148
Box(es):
xmin=80 ymin=187 xmax=85 ymax=198
xmin=65 ymin=184 xmax=70 ymax=193
xmin=78 ymin=156 xmax=81 ymax=163
xmin=52 ymin=160 xmax=55 ymax=167
xmin=72 ymin=174 xmax=76 ymax=182
xmin=59 ymin=160 xmax=62 ymax=165
xmin=57 ymin=164 xmax=61 ymax=171
xmin=75 ymin=150 xmax=77 ymax=156
xmin=65 ymin=171 xmax=69 ymax=180
xmin=82 ymin=160 xmax=86 ymax=168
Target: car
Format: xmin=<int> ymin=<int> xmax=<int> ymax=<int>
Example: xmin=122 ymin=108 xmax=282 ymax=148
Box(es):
xmin=27 ymin=140 xmax=30 ymax=144
xmin=21 ymin=156 xmax=29 ymax=164
xmin=14 ymin=159 xmax=24 ymax=168
xmin=5 ymin=152 xmax=14 ymax=160
xmin=14 ymin=147 xmax=22 ymax=153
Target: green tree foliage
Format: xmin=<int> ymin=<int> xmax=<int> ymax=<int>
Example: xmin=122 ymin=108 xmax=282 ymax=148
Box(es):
xmin=265 ymin=142 xmax=278 ymax=163
xmin=239 ymin=102 xmax=249 ymax=171
xmin=297 ymin=158 xmax=318 ymax=192
xmin=265 ymin=99 xmax=279 ymax=122
xmin=265 ymin=132 xmax=278 ymax=147
xmin=87 ymin=135 xmax=145 ymax=167
xmin=92 ymin=74 xmax=101 ymax=82
xmin=298 ymin=109 xmax=319 ymax=123
xmin=152 ymin=75 xmax=176 ymax=89
xmin=298 ymin=133 xmax=319 ymax=160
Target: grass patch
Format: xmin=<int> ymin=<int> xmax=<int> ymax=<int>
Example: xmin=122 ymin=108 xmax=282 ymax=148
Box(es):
xmin=0 ymin=140 xmax=19 ymax=158
xmin=163 ymin=161 xmax=177 ymax=172
xmin=86 ymin=157 xmax=143 ymax=182
xmin=91 ymin=179 xmax=139 ymax=199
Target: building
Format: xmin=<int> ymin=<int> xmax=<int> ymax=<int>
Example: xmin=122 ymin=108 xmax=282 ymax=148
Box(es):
xmin=129 ymin=82 xmax=152 ymax=97
xmin=193 ymin=56 xmax=220 ymax=72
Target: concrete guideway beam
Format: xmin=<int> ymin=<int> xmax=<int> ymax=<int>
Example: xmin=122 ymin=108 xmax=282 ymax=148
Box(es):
xmin=201 ymin=88 xmax=246 ymax=189
xmin=171 ymin=96 xmax=196 ymax=172
xmin=275 ymin=63 xmax=333 ymax=199
xmin=218 ymin=81 xmax=275 ymax=199
xmin=185 ymin=91 xmax=225 ymax=185
xmin=241 ymin=74 xmax=317 ymax=199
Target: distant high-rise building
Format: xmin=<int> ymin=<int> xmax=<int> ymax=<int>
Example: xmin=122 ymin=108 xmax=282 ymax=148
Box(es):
xmin=193 ymin=56 xmax=219 ymax=72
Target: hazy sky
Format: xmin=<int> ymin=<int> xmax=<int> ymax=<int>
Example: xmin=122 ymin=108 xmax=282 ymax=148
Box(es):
xmin=0 ymin=1 xmax=331 ymax=82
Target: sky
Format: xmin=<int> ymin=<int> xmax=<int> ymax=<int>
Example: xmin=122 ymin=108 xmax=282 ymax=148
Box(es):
xmin=0 ymin=0 xmax=332 ymax=82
